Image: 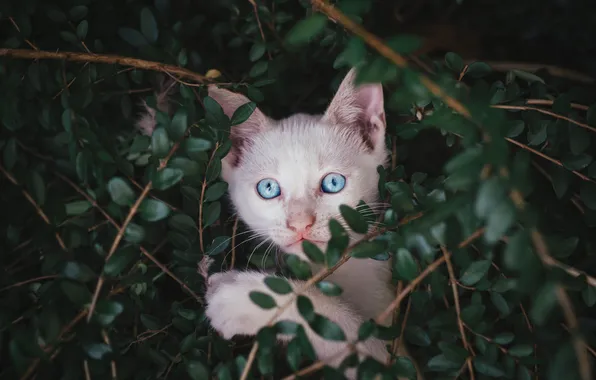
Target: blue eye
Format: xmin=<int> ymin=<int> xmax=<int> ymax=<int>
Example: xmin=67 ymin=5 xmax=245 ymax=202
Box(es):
xmin=256 ymin=178 xmax=281 ymax=199
xmin=321 ymin=173 xmax=346 ymax=194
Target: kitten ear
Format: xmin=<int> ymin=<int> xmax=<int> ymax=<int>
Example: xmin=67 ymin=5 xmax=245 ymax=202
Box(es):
xmin=207 ymin=86 xmax=270 ymax=181
xmin=322 ymin=68 xmax=386 ymax=151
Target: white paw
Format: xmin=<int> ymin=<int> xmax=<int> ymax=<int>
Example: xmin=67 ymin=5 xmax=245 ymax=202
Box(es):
xmin=204 ymin=271 xmax=271 ymax=340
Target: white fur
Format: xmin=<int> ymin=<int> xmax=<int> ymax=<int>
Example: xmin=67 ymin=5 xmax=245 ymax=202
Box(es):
xmin=136 ymin=69 xmax=411 ymax=378
xmin=203 ymin=69 xmax=409 ymax=378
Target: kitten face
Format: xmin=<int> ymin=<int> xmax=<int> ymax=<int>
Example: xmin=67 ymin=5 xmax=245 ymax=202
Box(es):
xmin=210 ymin=69 xmax=388 ymax=261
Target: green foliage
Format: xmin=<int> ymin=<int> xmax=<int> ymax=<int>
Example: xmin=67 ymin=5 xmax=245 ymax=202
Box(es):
xmin=1 ymin=0 xmax=596 ymax=379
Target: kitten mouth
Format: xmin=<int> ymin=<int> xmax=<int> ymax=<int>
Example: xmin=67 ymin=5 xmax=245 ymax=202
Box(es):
xmin=287 ymin=238 xmax=325 ymax=248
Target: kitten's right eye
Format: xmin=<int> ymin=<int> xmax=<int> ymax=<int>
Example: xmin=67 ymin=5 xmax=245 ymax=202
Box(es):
xmin=256 ymin=178 xmax=281 ymax=199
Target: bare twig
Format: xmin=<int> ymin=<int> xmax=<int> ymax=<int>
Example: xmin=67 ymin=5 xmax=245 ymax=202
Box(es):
xmin=442 ymin=246 xmax=475 ymax=380
xmin=0 ymin=275 xmax=59 ymax=293
xmin=0 ymin=49 xmax=207 ymax=84
xmin=493 ymin=104 xmax=596 ymax=135
xmin=469 ymin=60 xmax=594 ymax=84
xmin=0 ymin=163 xmax=67 ymax=251
xmin=376 ymin=228 xmax=484 ymax=323
xmin=555 ymin=286 xmax=592 ymax=380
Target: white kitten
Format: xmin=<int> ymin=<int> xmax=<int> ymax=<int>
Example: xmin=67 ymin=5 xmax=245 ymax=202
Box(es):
xmin=204 ymin=68 xmax=411 ymax=378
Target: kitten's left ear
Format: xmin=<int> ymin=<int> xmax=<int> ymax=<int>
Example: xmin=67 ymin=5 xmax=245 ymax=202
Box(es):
xmin=207 ymin=86 xmax=271 ymax=182
xmin=322 ymin=68 xmax=386 ymax=151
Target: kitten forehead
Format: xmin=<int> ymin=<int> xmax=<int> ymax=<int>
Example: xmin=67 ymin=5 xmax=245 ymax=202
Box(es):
xmin=234 ymin=114 xmax=365 ymax=183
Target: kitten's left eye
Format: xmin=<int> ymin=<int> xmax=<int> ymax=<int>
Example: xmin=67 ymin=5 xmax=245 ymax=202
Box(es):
xmin=321 ymin=173 xmax=346 ymax=194
xmin=256 ymin=178 xmax=281 ymax=199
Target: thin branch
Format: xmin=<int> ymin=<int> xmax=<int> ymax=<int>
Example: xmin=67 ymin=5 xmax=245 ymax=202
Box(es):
xmin=0 ymin=275 xmax=59 ymax=293
xmin=247 ymin=0 xmax=272 ymax=60
xmin=469 ymin=60 xmax=594 ymax=84
xmin=441 ymin=246 xmax=475 ymax=380
xmin=505 ymin=137 xmax=595 ymax=183
xmin=87 ymin=125 xmax=190 ymax=323
xmin=525 ymin=99 xmax=590 ymax=112
xmin=376 ymin=228 xmax=484 ymax=323
xmin=493 ymin=104 xmax=596 ymax=135
xmin=555 ymin=286 xmax=592 ymax=380
xmin=0 ymin=48 xmax=207 ymax=84
xmin=0 ymin=163 xmax=67 ymax=251
xmin=198 ymin=143 xmax=220 ymax=253
xmin=102 ymin=330 xmax=118 ymax=380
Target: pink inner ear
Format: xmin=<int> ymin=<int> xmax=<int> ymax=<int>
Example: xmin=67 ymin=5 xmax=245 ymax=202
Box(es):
xmin=356 ymin=84 xmax=384 ymax=119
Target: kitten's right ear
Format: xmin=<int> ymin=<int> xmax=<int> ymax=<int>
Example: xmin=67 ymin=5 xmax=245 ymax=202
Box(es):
xmin=207 ymin=86 xmax=270 ymax=182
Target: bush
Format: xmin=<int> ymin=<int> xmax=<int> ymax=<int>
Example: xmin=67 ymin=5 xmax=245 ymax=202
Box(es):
xmin=1 ymin=0 xmax=595 ymax=379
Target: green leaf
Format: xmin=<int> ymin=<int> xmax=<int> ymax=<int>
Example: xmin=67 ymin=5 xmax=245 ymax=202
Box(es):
xmin=62 ymin=261 xmax=95 ymax=282
xmin=530 ymin=282 xmax=557 ymax=325
xmin=582 ymin=286 xmax=596 ymax=307
xmin=94 ymin=300 xmax=124 ymax=326
xmin=61 ymin=281 xmax=91 ymax=305
xmin=493 ymin=332 xmax=514 ymax=345
xmin=473 ymin=357 xmax=505 ymax=377
xmin=118 ymin=27 xmax=148 ymax=47
xmin=140 ymin=7 xmax=159 ymax=43
xmin=349 ymin=240 xmax=387 ymax=259
xmin=65 ymin=200 xmax=92 ymax=215
xmin=249 ymin=61 xmax=268 ymax=78
xmin=315 ymin=281 xmax=343 ymax=296
xmin=107 ymin=177 xmax=135 ymax=206
xmin=309 ymin=314 xmax=346 ymax=341
xmin=504 ymin=229 xmax=531 ymax=270
xmin=301 ymin=241 xmax=327 ymax=263
xmin=139 ymin=199 xmax=170 ymax=222
xmin=339 ymin=205 xmax=368 ymax=233
xmin=264 ymin=276 xmax=293 ymax=295
xmin=484 ymin=199 xmax=516 ymax=244
xmin=508 ymin=344 xmax=533 ymax=357
xmin=186 ymin=361 xmax=209 ymax=380
xmin=404 ymin=325 xmax=431 ymax=346
xmin=169 ymin=109 xmax=188 ymax=140
xmin=249 ymin=291 xmax=277 ymax=309
xmin=104 ymin=246 xmax=137 ymax=276
xmin=185 ymin=138 xmax=212 ymax=156
xmin=459 ymin=260 xmax=491 ymax=286
xmin=76 ymin=20 xmax=88 ymax=39
xmin=249 ymin=43 xmax=266 ymax=62
xmin=203 ymin=201 xmax=221 ymax=228
xmin=297 ymin=295 xmax=315 ymax=322
xmin=475 ymin=177 xmax=507 ymax=219
xmin=151 ymin=127 xmax=170 ymax=158
xmin=357 ymin=320 xmax=378 ymax=341
xmin=285 ymin=13 xmax=328 ymax=46
xmin=562 ymin=153 xmax=592 ymax=170
xmin=490 ymin=292 xmax=510 ymax=316
xmin=83 ymin=343 xmax=112 ymax=360
xmin=124 ymin=223 xmax=146 ymax=243
xmin=395 ymin=248 xmax=418 ymax=281
xmin=466 ymin=62 xmax=492 ymax=78
xmin=204 ymin=96 xmax=229 ymax=129
xmin=512 ymin=69 xmax=545 ymax=84
xmin=206 ymin=236 xmax=230 ymax=256
xmin=230 ymin=102 xmax=257 ymax=126
xmin=154 ymin=168 xmax=184 ymax=190
xmin=445 ymin=52 xmax=464 ymax=72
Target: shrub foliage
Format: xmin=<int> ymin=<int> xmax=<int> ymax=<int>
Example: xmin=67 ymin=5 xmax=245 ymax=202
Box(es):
xmin=1 ymin=0 xmax=596 ymax=379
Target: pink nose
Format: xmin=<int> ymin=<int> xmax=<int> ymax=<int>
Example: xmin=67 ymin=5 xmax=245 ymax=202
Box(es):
xmin=287 ymin=215 xmax=315 ymax=234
